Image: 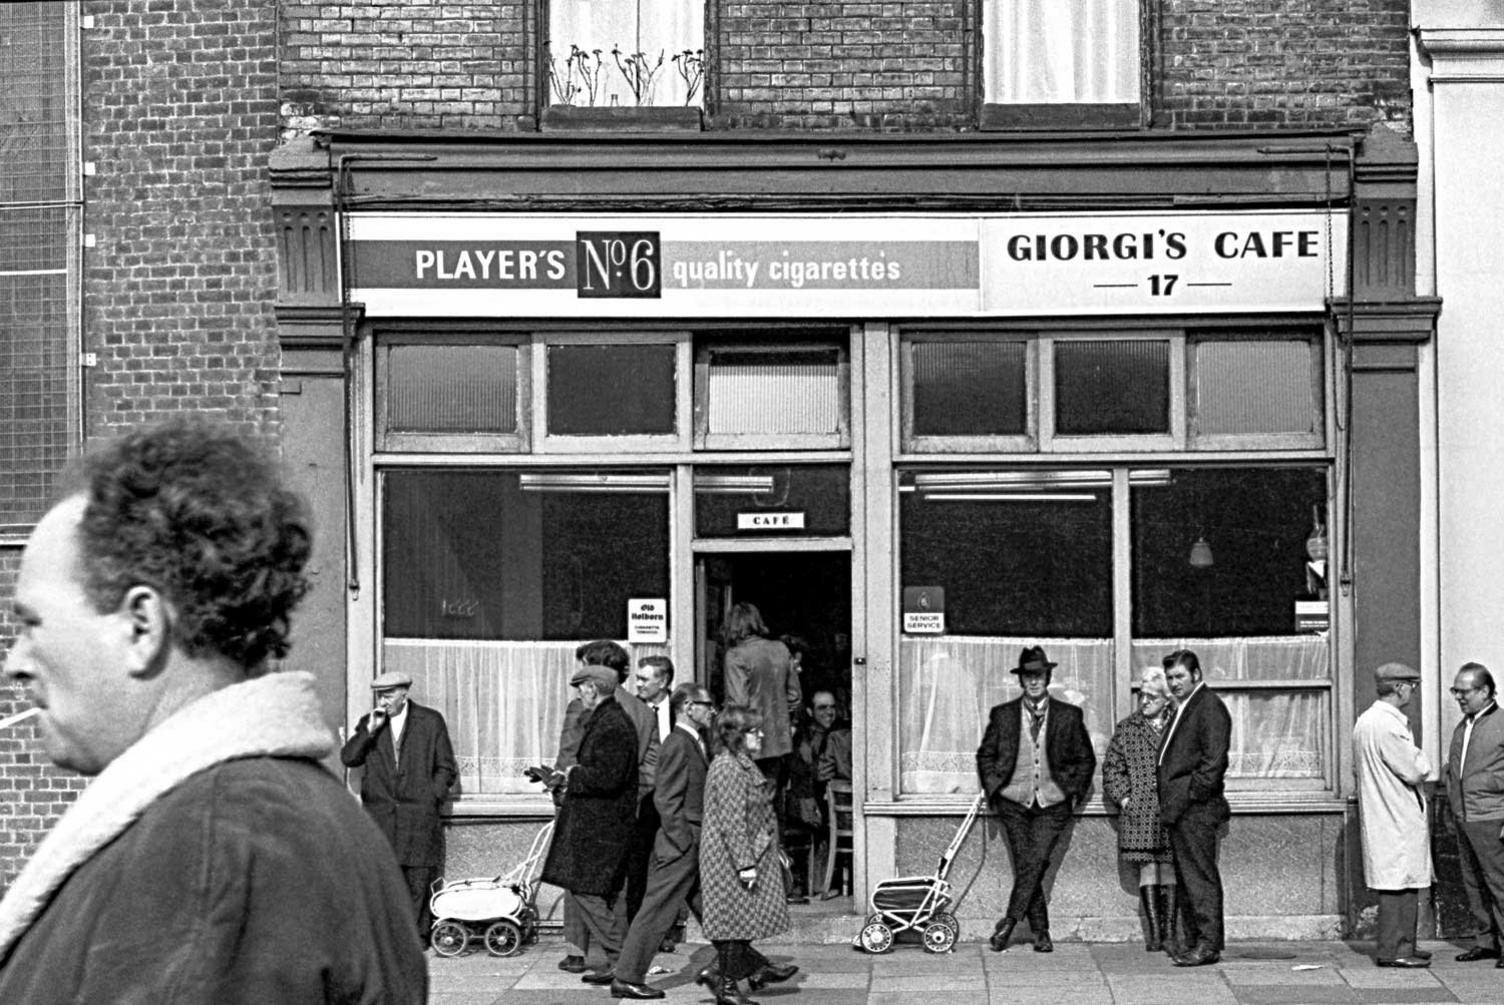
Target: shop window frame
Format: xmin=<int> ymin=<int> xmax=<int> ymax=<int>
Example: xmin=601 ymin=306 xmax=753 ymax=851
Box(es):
xmin=900 ymin=334 xmax=1037 ymax=454
xmin=1043 ymin=331 xmax=1182 ymax=452
xmin=375 ymin=334 xmax=531 ymax=454
xmin=976 ymin=0 xmax=1154 ymax=132
xmin=535 ymin=330 xmax=693 ymax=454
xmin=693 ymin=340 xmax=851 ymax=452
xmin=1187 ymin=332 xmax=1325 ymax=452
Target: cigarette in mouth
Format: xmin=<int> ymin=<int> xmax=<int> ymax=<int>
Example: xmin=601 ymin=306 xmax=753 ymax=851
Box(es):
xmin=0 ymin=708 xmax=39 ymax=730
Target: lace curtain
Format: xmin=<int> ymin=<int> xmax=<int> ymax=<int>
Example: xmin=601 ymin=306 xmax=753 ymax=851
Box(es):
xmin=384 ymin=639 xmax=668 ymax=796
xmin=898 ymin=634 xmax=1331 ymax=795
xmin=984 ymin=0 xmax=1140 ymax=104
xmin=549 ymin=0 xmax=702 ymax=106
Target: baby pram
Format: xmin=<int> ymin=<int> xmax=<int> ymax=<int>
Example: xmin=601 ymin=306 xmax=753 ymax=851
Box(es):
xmin=428 ymin=819 xmax=553 ymax=958
xmin=855 ymin=793 xmax=985 ymax=954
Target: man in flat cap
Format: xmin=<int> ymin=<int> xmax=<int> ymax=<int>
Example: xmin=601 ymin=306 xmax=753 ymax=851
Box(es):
xmin=1353 ymin=662 xmax=1432 ymax=968
xmin=342 ymin=669 xmax=458 ymax=942
xmin=541 ymin=663 xmax=642 ymax=985
xmin=977 ymin=645 xmax=1097 ymax=952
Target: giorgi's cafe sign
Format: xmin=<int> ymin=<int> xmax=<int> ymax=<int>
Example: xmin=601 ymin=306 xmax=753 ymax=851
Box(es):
xmin=346 ymin=210 xmax=1346 ymax=318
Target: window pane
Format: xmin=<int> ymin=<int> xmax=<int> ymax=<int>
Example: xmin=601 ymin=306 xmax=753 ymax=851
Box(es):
xmin=1131 ymin=467 xmax=1328 ymax=637
xmin=985 ymin=0 xmax=1140 ymax=104
xmin=694 ymin=464 xmax=849 ymax=537
xmin=547 ymin=343 xmax=676 ymax=436
xmin=704 ymin=348 xmax=841 ymax=437
xmin=548 ymin=0 xmax=704 ymax=107
xmin=1055 ymin=339 xmax=1169 ymax=435
xmin=911 ymin=341 xmax=1026 ymax=437
xmin=1195 ymin=340 xmax=1316 ymax=436
xmin=382 ymin=469 xmax=669 ymax=640
xmin=387 ymin=345 xmax=518 ymax=433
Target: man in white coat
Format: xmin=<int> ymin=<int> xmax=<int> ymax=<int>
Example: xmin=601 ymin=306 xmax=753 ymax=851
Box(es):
xmin=1353 ymin=661 xmax=1433 ymax=968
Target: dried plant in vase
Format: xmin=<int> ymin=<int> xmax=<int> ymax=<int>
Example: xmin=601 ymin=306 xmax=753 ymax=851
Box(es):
xmin=612 ymin=46 xmax=664 ymax=106
xmin=672 ymin=49 xmax=705 ymax=106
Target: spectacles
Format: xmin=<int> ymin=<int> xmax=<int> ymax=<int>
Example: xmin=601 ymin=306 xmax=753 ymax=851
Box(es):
xmin=1451 ymin=686 xmax=1480 ymax=697
xmin=813 ymin=704 xmax=837 ymax=711
xmin=688 ymin=699 xmax=713 ymax=707
xmin=1136 ymin=693 xmax=1165 ymax=704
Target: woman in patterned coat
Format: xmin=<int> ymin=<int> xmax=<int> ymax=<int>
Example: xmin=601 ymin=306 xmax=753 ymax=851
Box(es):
xmin=1102 ymin=666 xmax=1177 ymax=952
xmin=699 ymin=705 xmax=797 ymax=1005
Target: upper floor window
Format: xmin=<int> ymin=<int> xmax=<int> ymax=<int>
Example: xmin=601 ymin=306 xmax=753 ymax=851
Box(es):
xmin=547 ymin=0 xmax=705 ymax=108
xmin=982 ymin=0 xmax=1142 ymax=129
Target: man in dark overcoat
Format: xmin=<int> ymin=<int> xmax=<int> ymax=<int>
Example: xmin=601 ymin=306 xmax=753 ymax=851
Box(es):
xmin=1157 ymin=649 xmax=1231 ymax=967
xmin=977 ymin=645 xmax=1096 ymax=953
xmin=541 ymin=664 xmax=640 ymax=985
xmin=341 ymin=670 xmax=458 ymax=940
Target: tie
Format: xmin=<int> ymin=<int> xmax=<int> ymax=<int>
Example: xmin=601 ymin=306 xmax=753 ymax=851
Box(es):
xmin=1158 ymin=707 xmax=1180 ymax=764
xmin=393 ymin=727 xmax=402 ymax=768
xmin=1026 ymin=702 xmax=1045 ymax=742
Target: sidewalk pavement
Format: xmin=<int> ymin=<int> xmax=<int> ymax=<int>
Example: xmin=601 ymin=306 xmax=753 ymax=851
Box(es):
xmin=429 ymin=936 xmax=1502 ymax=1005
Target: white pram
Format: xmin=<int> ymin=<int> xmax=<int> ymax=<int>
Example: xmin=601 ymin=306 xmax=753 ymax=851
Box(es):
xmin=855 ymin=793 xmax=985 ymax=954
xmin=429 ymin=820 xmax=553 ymax=958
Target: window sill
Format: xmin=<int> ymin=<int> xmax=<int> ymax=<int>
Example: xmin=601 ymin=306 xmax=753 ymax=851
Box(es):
xmin=443 ymin=795 xmax=556 ymax=820
xmin=540 ymin=105 xmax=704 ymax=133
xmin=872 ymin=793 xmax=1346 ymax=815
xmin=978 ymin=102 xmax=1142 ymax=132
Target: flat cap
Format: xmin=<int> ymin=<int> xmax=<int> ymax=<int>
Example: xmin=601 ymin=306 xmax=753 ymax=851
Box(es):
xmin=570 ymin=665 xmax=617 ymax=690
xmin=370 ymin=671 xmax=413 ymax=691
xmin=1374 ymin=662 xmax=1420 ymax=684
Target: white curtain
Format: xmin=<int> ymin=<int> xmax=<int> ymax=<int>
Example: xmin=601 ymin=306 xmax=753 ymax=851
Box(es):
xmin=898 ymin=636 xmax=1116 ymax=795
xmin=548 ymin=0 xmax=702 ymax=106
xmin=985 ymin=0 xmax=1140 ymax=104
xmin=384 ymin=638 xmax=669 ymax=795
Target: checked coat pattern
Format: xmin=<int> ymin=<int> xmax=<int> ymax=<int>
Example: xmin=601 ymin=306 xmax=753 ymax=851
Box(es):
xmin=1102 ymin=712 xmax=1172 ymax=864
xmin=699 ymin=750 xmax=789 ymax=942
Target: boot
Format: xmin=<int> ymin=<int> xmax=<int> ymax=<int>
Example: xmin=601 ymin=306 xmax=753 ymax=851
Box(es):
xmin=1161 ymin=884 xmax=1183 ymax=958
xmin=1141 ymin=884 xmax=1164 ymax=952
xmin=714 ymin=975 xmax=759 ymax=1005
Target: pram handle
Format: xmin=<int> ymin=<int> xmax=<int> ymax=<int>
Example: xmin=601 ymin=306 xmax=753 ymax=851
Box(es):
xmin=934 ymin=793 xmax=987 ymax=880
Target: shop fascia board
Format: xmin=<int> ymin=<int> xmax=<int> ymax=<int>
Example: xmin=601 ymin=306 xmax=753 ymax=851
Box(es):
xmin=304 ymin=130 xmax=1361 ymax=210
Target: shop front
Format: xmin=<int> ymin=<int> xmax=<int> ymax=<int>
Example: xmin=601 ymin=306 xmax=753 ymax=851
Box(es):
xmin=273 ymin=131 xmax=1434 ymax=938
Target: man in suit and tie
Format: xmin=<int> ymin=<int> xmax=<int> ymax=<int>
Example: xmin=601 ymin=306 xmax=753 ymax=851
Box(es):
xmin=609 ymin=682 xmax=715 ymax=1000
xmin=1445 ymin=662 xmax=1504 ymax=965
xmin=341 ymin=670 xmax=458 ymax=941
xmin=1157 ymin=649 xmax=1232 ymax=967
xmin=977 ymin=646 xmax=1097 ymax=953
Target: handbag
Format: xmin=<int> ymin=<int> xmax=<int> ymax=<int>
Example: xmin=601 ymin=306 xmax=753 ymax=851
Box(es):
xmin=776 ymin=847 xmax=795 ymax=898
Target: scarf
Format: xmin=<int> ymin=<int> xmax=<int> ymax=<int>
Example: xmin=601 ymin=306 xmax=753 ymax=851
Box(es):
xmin=0 ymin=672 xmax=334 ymax=964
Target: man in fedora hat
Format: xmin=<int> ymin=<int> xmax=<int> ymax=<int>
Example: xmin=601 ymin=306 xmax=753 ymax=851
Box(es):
xmin=342 ymin=669 xmax=458 ymax=941
xmin=977 ymin=645 xmax=1097 ymax=952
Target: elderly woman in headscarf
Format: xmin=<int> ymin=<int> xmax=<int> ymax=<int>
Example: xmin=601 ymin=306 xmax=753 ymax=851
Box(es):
xmin=1102 ymin=665 xmax=1177 ymax=952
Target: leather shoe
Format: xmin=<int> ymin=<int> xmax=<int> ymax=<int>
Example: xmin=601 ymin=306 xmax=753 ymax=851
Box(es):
xmin=747 ymin=963 xmax=798 ymax=991
xmin=1376 ymin=957 xmax=1430 ymax=969
xmin=1172 ymin=945 xmax=1221 ymax=967
xmin=558 ymin=954 xmax=588 ymax=973
xmin=1033 ymin=930 xmax=1054 ymax=953
xmin=610 ymin=978 xmax=666 ymax=999
xmin=581 ymin=971 xmax=615 ymax=985
xmin=695 ymin=965 xmax=719 ymax=990
xmin=658 ymin=937 xmax=677 ymax=954
xmin=1457 ymin=945 xmax=1499 ymax=962
xmin=1413 ymin=948 xmax=1432 ymax=959
xmin=989 ymin=918 xmax=1016 ymax=952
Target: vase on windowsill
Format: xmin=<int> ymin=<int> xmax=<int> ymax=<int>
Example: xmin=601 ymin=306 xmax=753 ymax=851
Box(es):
xmin=541 ymin=104 xmax=704 ymax=133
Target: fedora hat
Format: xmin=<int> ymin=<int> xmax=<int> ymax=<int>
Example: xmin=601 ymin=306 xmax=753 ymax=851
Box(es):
xmin=1011 ymin=646 xmax=1057 ymax=676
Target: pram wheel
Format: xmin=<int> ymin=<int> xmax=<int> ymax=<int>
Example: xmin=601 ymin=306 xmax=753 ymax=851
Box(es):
xmin=922 ymin=920 xmax=958 ymax=953
xmin=484 ymin=920 xmax=523 ymax=957
xmin=431 ymin=920 xmax=469 ymax=958
xmin=858 ymin=919 xmax=894 ymax=954
xmin=932 ymin=911 xmax=959 ymax=938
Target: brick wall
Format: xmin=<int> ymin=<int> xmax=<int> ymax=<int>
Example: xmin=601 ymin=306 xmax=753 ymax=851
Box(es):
xmin=0 ymin=0 xmax=283 ymax=890
xmin=275 ymin=0 xmax=1411 ymax=135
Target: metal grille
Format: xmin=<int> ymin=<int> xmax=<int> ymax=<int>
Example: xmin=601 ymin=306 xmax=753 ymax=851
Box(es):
xmin=0 ymin=4 xmax=76 ymax=529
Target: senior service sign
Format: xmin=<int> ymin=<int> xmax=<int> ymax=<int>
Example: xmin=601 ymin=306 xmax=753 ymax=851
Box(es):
xmin=346 ymin=210 xmax=1345 ymax=318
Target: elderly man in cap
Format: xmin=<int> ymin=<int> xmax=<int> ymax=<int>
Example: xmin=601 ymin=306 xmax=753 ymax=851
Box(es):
xmin=541 ymin=663 xmax=641 ymax=985
xmin=976 ymin=645 xmax=1097 ymax=952
xmin=341 ymin=669 xmax=458 ymax=941
xmin=1353 ymin=661 xmax=1433 ymax=968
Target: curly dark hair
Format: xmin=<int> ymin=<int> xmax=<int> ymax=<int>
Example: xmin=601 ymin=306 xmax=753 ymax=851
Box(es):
xmin=713 ymin=703 xmax=764 ymax=756
xmin=60 ymin=419 xmax=312 ymax=671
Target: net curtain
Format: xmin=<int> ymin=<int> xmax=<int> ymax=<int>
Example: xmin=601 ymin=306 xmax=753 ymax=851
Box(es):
xmin=549 ymin=0 xmax=702 ymax=106
xmin=383 ymin=639 xmax=669 ymax=796
xmin=984 ymin=0 xmax=1140 ymax=105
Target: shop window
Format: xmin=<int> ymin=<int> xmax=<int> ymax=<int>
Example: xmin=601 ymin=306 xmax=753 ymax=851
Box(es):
xmin=904 ymin=339 xmax=1031 ymax=449
xmin=546 ymin=0 xmax=704 ymax=108
xmin=981 ymin=0 xmax=1143 ymax=130
xmin=378 ymin=342 xmax=525 ymax=451
xmin=381 ymin=468 xmax=670 ymax=795
xmin=1190 ymin=336 xmax=1322 ymax=448
xmin=538 ymin=334 xmax=689 ymax=452
xmin=695 ymin=342 xmax=849 ymax=450
xmin=0 ymin=4 xmax=78 ymax=531
xmin=1052 ymin=338 xmax=1170 ymax=437
xmin=694 ymin=464 xmax=850 ymax=538
xmin=896 ymin=470 xmax=1114 ymax=794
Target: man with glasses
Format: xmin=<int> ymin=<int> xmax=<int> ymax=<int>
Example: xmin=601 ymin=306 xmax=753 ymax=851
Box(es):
xmin=609 ymin=684 xmax=716 ymax=1000
xmin=1445 ymin=662 xmax=1504 ymax=965
xmin=1353 ymin=663 xmax=1432 ymax=968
